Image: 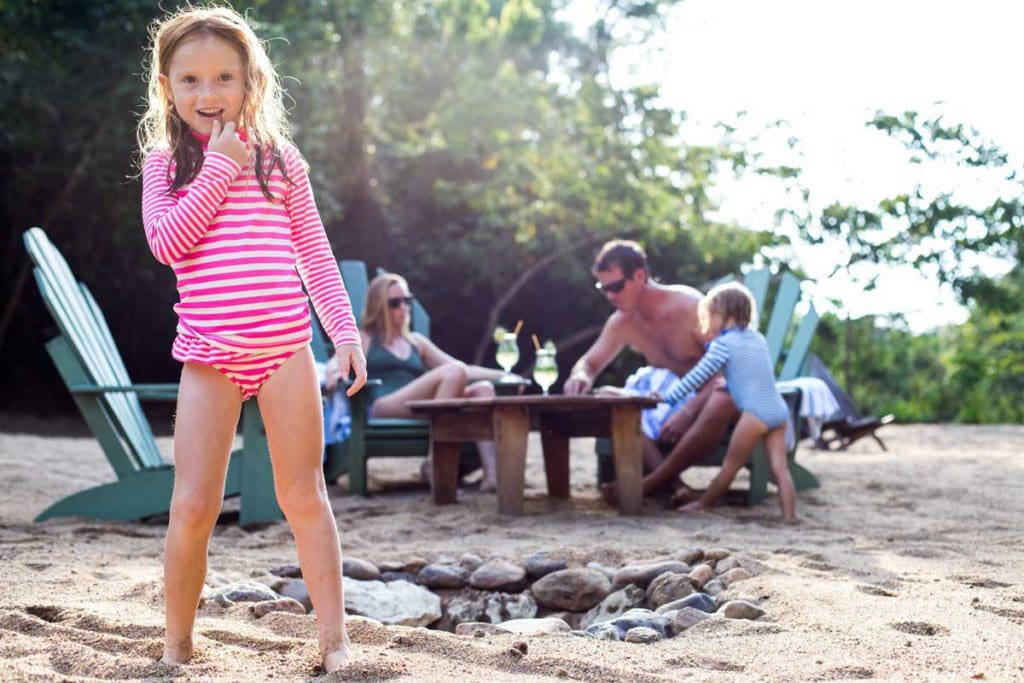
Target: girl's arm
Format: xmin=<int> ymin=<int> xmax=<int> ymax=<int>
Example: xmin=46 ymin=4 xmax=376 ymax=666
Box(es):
xmin=141 ymin=148 xmax=242 ymax=265
xmin=662 ymin=339 xmax=730 ymax=405
xmin=284 ymin=145 xmax=361 ymax=350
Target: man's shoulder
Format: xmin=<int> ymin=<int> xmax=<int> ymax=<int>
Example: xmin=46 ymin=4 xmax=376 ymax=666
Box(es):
xmin=658 ymin=283 xmax=704 ymax=301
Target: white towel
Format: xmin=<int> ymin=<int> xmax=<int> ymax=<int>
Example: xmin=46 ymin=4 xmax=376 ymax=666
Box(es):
xmin=776 ymin=377 xmax=840 ymax=439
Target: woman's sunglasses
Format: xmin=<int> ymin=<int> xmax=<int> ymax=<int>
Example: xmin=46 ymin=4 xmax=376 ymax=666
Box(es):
xmin=387 ymin=296 xmax=415 ymax=309
xmin=594 ymin=274 xmax=632 ymax=295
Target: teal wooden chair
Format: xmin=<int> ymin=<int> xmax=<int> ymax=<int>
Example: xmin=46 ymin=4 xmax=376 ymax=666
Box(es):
xmin=596 ymin=267 xmax=821 ymax=506
xmin=23 ymin=227 xmax=280 ymax=524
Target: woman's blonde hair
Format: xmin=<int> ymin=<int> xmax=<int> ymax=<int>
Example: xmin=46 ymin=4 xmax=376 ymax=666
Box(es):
xmin=136 ymin=5 xmax=293 ymax=199
xmin=698 ymin=281 xmax=758 ymax=334
xmin=362 ymin=273 xmax=414 ymax=342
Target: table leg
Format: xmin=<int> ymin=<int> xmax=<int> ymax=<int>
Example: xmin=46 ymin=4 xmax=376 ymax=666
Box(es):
xmin=610 ymin=406 xmax=643 ymax=515
xmin=431 ymin=440 xmax=461 ymax=505
xmin=540 ymin=417 xmax=570 ymax=499
xmin=493 ymin=405 xmax=530 ymax=515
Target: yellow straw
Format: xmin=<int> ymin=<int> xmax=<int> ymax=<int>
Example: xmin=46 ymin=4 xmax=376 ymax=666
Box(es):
xmin=512 ymin=319 xmax=524 ymax=336
xmin=531 ymin=333 xmax=541 ymax=351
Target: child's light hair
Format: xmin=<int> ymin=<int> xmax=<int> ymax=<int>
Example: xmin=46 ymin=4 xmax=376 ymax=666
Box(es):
xmin=136 ymin=5 xmax=294 ymax=199
xmin=698 ymin=281 xmax=758 ymax=333
xmin=363 ymin=273 xmax=414 ymax=342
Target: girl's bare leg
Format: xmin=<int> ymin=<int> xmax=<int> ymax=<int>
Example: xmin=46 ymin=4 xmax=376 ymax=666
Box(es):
xmin=370 ymin=363 xmax=468 ymax=418
xmin=258 ymin=347 xmax=350 ymax=672
xmin=764 ymin=425 xmax=796 ymax=520
xmin=163 ymin=363 xmax=242 ymax=664
xmin=465 ymin=380 xmax=498 ymax=491
xmin=684 ymin=412 xmax=767 ymax=511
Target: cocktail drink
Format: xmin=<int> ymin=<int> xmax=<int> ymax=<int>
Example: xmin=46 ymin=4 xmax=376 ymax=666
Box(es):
xmin=495 ymin=332 xmax=520 ymax=380
xmin=533 ymin=347 xmax=557 ymax=395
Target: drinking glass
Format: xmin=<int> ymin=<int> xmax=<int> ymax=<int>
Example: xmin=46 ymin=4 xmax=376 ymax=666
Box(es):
xmin=533 ymin=348 xmax=558 ymax=395
xmin=495 ymin=332 xmax=520 ymax=380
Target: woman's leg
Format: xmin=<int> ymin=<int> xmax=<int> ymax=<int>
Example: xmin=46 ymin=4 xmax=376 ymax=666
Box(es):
xmin=257 ymin=346 xmax=350 ymax=672
xmin=464 ymin=380 xmax=497 ymax=491
xmin=369 ymin=364 xmax=468 ymax=418
xmin=764 ymin=425 xmax=796 ymax=520
xmin=163 ymin=363 xmax=242 ymax=664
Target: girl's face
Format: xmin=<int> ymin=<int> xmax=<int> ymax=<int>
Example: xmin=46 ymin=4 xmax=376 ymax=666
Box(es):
xmin=160 ymin=34 xmax=246 ymax=137
xmin=705 ymin=307 xmax=726 ymax=338
xmin=386 ymin=282 xmax=412 ymax=328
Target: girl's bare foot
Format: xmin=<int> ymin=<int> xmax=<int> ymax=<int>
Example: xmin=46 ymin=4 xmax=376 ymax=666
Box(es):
xmin=161 ymin=638 xmax=193 ymax=665
xmin=678 ymin=500 xmax=706 ymax=514
xmin=323 ymin=644 xmax=352 ymax=673
xmin=479 ymin=478 xmax=497 ymax=493
xmin=669 ymin=484 xmax=701 ymax=508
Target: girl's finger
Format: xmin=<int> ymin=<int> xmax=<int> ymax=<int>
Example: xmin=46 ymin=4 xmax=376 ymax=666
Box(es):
xmin=211 ymin=119 xmax=221 ymax=139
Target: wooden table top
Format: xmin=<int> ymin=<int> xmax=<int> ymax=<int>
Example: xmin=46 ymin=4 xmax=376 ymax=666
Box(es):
xmin=406 ymin=393 xmax=659 ymax=412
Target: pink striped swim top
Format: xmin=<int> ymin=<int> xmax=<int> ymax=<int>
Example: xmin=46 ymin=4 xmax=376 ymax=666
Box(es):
xmin=141 ymin=136 xmax=360 ymax=357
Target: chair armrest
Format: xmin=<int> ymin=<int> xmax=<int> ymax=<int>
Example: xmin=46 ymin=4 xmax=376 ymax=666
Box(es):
xmin=68 ymin=383 xmax=180 ymax=401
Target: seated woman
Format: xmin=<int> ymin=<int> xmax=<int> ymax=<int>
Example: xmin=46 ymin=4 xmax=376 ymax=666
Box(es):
xmin=360 ymin=272 xmax=509 ymax=492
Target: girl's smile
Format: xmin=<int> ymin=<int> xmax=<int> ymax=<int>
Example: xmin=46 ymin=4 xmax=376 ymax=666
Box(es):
xmin=160 ymin=34 xmax=245 ymax=137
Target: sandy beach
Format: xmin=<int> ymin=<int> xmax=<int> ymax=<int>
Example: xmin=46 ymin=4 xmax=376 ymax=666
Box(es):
xmin=1 ymin=418 xmax=1022 ymax=681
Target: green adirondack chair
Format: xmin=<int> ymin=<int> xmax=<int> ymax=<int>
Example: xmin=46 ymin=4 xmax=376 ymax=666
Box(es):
xmin=596 ymin=267 xmax=821 ymax=506
xmin=23 ymin=227 xmax=280 ymax=524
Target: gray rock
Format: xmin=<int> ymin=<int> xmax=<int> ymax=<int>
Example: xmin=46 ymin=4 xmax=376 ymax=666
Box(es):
xmin=719 ymin=600 xmax=764 ymax=620
xmin=624 ymin=626 xmax=662 ymax=644
xmin=342 ymin=557 xmax=380 ymax=581
xmin=524 ymin=552 xmax=567 ymax=579
xmin=580 ymin=584 xmax=645 ymax=629
xmin=532 ymin=568 xmax=612 ymax=611
xmin=377 ymin=560 xmax=406 ymax=573
xmin=719 ymin=567 xmax=753 ymax=587
xmin=277 ymin=578 xmax=312 ymax=611
xmin=583 ymin=608 xmax=672 ymax=641
xmin=459 ymin=553 xmax=485 ymax=572
xmin=704 ymin=548 xmax=731 ymax=562
xmin=655 ymin=592 xmax=717 ymax=614
xmin=539 ymin=610 xmax=584 ymax=630
xmin=403 ymin=557 xmax=430 ymax=573
xmin=469 ymin=560 xmax=527 ymax=592
xmin=455 ymin=621 xmax=511 ymax=636
xmin=342 ymin=578 xmax=442 ymax=627
xmin=444 ymin=592 xmax=487 ymax=627
xmin=676 ymin=548 xmax=705 ymax=565
xmin=380 ymin=570 xmax=419 ymax=583
xmin=667 ymin=607 xmax=713 ymax=634
xmin=688 ymin=563 xmax=715 ymax=588
xmin=208 ymin=580 xmax=278 ymax=605
xmin=498 ymin=617 xmax=571 ymax=636
xmin=703 ymin=579 xmax=725 ymax=596
xmin=585 ymin=561 xmax=617 ymax=580
xmin=611 ymin=561 xmax=689 ymax=590
xmin=206 ymin=572 xmax=231 ymax=587
xmin=269 ymin=563 xmax=302 ymax=578
xmin=251 ymin=598 xmax=307 ymax=618
xmin=418 ymin=564 xmax=470 ymax=590
xmin=714 ymin=555 xmax=742 ymax=575
xmin=645 ymin=572 xmax=696 ymax=610
xmin=485 ymin=592 xmax=537 ymax=623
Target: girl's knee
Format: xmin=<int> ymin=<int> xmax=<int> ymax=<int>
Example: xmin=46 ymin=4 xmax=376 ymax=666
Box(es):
xmin=275 ymin=478 xmax=329 ymax=521
xmin=170 ymin=488 xmax=223 ymax=531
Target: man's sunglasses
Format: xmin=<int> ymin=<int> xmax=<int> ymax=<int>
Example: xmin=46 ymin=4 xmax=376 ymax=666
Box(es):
xmin=594 ymin=275 xmax=632 ymax=295
xmin=387 ymin=295 xmax=415 ymax=309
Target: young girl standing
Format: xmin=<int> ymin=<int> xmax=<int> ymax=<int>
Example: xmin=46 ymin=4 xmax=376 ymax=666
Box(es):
xmin=661 ymin=282 xmax=797 ymax=520
xmin=137 ymin=6 xmax=366 ymax=672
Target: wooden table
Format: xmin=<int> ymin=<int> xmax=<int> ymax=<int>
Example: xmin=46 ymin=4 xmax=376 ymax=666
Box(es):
xmin=406 ymin=394 xmax=657 ymax=515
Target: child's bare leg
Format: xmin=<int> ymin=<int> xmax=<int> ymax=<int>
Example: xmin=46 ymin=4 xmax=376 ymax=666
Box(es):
xmin=765 ymin=425 xmax=796 ymax=520
xmin=258 ymin=347 xmax=350 ymax=671
xmin=685 ymin=412 xmax=767 ymax=511
xmin=163 ymin=363 xmax=242 ymax=664
xmin=465 ymin=380 xmax=497 ymax=491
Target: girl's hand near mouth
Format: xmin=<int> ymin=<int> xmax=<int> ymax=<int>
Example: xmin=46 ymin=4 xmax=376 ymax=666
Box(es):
xmin=208 ymin=119 xmax=248 ymax=167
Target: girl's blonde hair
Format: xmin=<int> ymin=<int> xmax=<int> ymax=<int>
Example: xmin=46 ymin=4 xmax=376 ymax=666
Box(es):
xmin=362 ymin=273 xmax=414 ymax=342
xmin=698 ymin=281 xmax=758 ymax=334
xmin=137 ymin=5 xmax=293 ymax=199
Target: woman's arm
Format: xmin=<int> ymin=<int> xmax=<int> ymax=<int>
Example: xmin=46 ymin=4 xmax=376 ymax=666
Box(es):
xmin=413 ymin=333 xmax=505 ymax=381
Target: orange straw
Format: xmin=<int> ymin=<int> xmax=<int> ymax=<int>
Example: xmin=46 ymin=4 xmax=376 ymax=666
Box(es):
xmin=531 ymin=334 xmax=541 ymax=351
xmin=512 ymin=319 xmax=524 ymax=336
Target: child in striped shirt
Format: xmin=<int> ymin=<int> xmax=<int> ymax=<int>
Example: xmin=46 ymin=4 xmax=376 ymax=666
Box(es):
xmin=661 ymin=282 xmax=796 ymax=520
xmin=138 ymin=6 xmax=364 ymax=672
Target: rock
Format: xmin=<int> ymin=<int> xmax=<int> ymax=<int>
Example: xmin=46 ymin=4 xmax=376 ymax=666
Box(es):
xmin=455 ymin=622 xmax=511 ymax=636
xmin=342 ymin=578 xmax=442 ymax=627
xmin=624 ymin=626 xmax=662 ymax=644
xmin=498 ymin=617 xmax=571 ymax=636
xmin=655 ymin=592 xmax=717 ymax=614
xmin=532 ymin=568 xmax=612 ymax=611
xmin=714 ymin=556 xmax=742 ymax=574
xmin=538 ymin=610 xmax=584 ymax=630
xmin=403 ymin=557 xmax=430 ymax=573
xmin=418 ymin=564 xmax=470 ymax=590
xmin=583 ymin=609 xmax=672 ymax=641
xmin=585 ymin=561 xmax=617 ymax=580
xmin=459 ymin=553 xmax=484 ymax=572
xmin=688 ymin=564 xmax=715 ymax=588
xmin=703 ymin=579 xmax=725 ymax=596
xmin=512 ymin=640 xmax=529 ymax=654
xmin=443 ymin=592 xmax=488 ymax=628
xmin=251 ymin=598 xmax=307 ymax=618
xmin=719 ymin=600 xmax=765 ymax=620
xmin=208 ymin=580 xmax=279 ymax=605
xmin=342 ymin=557 xmax=380 ymax=581
xmin=269 ymin=563 xmax=302 ymax=578
xmin=704 ymin=548 xmax=731 ymax=562
xmin=380 ymin=571 xmax=419 ymax=583
xmin=249 ymin=574 xmax=286 ymax=593
xmin=377 ymin=560 xmax=406 ymax=573
xmin=469 ymin=560 xmax=527 ymax=592
xmin=485 ymin=592 xmax=537 ymax=623
xmin=277 ymin=578 xmax=312 ymax=611
xmin=525 ymin=552 xmax=568 ymax=579
xmin=580 ymin=584 xmax=645 ymax=629
xmin=668 ymin=606 xmax=713 ymax=634
xmin=645 ymin=572 xmax=696 ymax=610
xmin=206 ymin=572 xmax=231 ymax=587
xmin=719 ymin=567 xmax=753 ymax=587
xmin=676 ymin=548 xmax=705 ymax=565
xmin=611 ymin=561 xmax=689 ymax=590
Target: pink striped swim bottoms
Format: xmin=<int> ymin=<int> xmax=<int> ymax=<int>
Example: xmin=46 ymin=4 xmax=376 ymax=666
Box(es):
xmin=172 ymin=334 xmax=301 ymax=400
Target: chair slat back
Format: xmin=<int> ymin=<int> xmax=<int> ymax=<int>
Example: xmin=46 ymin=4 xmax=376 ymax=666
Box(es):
xmin=340 ymin=260 xmax=369 ymax=326
xmin=24 ymin=228 xmax=161 ymax=471
xmin=743 ymin=268 xmax=771 ymax=314
xmin=763 ymin=272 xmax=801 ymax=367
xmin=778 ymin=303 xmax=820 ymax=381
xmin=810 ymin=353 xmax=861 ymax=419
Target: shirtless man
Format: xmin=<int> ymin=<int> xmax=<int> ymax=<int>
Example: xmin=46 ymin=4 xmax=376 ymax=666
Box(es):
xmin=563 ymin=240 xmax=738 ymax=502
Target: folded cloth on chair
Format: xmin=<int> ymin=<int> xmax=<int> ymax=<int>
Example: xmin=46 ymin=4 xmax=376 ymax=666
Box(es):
xmin=775 ymin=377 xmax=840 ymax=439
xmin=624 ymin=366 xmax=693 ymax=440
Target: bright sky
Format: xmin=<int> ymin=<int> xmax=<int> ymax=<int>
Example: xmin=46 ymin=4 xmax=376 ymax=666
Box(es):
xmin=567 ymin=0 xmax=1023 ymax=332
